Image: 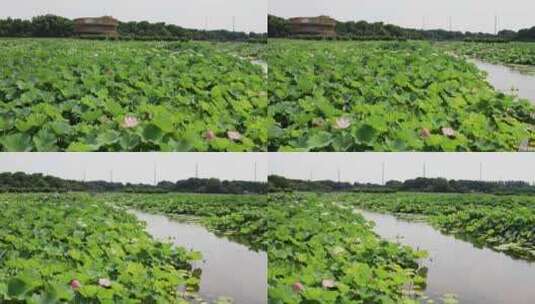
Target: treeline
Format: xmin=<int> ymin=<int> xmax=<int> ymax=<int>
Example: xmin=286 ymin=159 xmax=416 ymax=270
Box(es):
xmin=268 ymin=14 xmax=535 ymax=42
xmin=389 ymin=178 xmax=535 ymax=194
xmin=268 ymin=175 xmax=535 ymax=195
xmin=268 ymin=175 xmax=392 ymax=193
xmin=0 ymin=14 xmax=267 ymax=42
xmin=0 ymin=172 xmax=267 ymax=194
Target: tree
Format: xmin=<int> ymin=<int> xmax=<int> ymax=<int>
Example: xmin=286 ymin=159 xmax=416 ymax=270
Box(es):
xmin=268 ymin=15 xmax=290 ymax=38
xmin=31 ymin=15 xmax=74 ymax=37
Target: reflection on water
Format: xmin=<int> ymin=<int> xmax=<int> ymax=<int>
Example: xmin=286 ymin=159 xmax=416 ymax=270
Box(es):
xmin=357 ymin=209 xmax=535 ymax=304
xmin=470 ymin=59 xmax=535 ymax=104
xmin=132 ymin=211 xmax=267 ymax=304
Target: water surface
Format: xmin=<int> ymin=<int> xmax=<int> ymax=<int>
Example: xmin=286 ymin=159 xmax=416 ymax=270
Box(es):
xmin=132 ymin=211 xmax=267 ymax=304
xmin=357 ymin=209 xmax=535 ymax=304
xmin=470 ymin=59 xmax=535 ymax=104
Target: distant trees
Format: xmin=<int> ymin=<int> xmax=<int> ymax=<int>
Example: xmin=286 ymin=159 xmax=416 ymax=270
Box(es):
xmin=398 ymin=178 xmax=535 ymax=194
xmin=0 ymin=18 xmax=31 ymax=36
xmin=498 ymin=29 xmax=518 ymax=40
xmin=0 ymin=15 xmax=266 ymax=42
xmin=268 ymin=14 xmax=535 ymax=42
xmin=117 ymin=20 xmax=259 ymax=41
xmin=517 ymin=26 xmax=535 ymax=41
xmin=0 ymin=172 xmax=267 ymax=194
xmin=31 ymin=15 xmax=74 ymax=37
xmin=267 ymin=175 xmax=535 ymax=195
xmin=158 ymin=178 xmax=267 ymax=194
xmin=268 ymin=15 xmax=290 ymax=38
xmin=268 ymin=175 xmax=376 ymax=193
xmin=0 ymin=15 xmax=74 ymax=37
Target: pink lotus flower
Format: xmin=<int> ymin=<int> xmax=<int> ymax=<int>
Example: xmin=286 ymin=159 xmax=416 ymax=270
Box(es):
xmin=70 ymin=279 xmax=81 ymax=289
xmin=334 ymin=117 xmax=351 ymax=129
xmin=292 ymin=282 xmax=304 ymax=293
xmin=98 ymin=278 xmax=112 ymax=288
xmin=205 ymin=130 xmax=216 ymax=141
xmin=227 ymin=131 xmax=242 ymax=141
xmin=420 ymin=128 xmax=431 ymax=139
xmin=441 ymin=127 xmax=456 ymax=137
xmin=322 ymin=279 xmax=336 ymax=289
xmin=122 ymin=116 xmax=139 ymax=128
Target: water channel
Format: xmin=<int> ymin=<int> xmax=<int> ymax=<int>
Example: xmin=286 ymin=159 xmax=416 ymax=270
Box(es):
xmin=132 ymin=211 xmax=268 ymax=304
xmin=470 ymin=58 xmax=535 ymax=104
xmin=357 ymin=209 xmax=535 ymax=304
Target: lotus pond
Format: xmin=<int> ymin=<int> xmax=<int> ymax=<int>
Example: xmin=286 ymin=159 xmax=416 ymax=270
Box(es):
xmin=110 ymin=192 xmax=431 ymax=303
xmin=0 ymin=192 xmax=268 ymax=303
xmin=358 ymin=209 xmax=535 ymax=304
xmin=442 ymin=42 xmax=535 ymax=66
xmin=0 ymin=39 xmax=268 ymax=152
xmin=268 ymin=40 xmax=535 ymax=152
xmin=333 ymin=192 xmax=535 ymax=261
xmin=0 ymin=193 xmax=201 ymax=303
xmin=267 ymin=192 xmax=535 ymax=303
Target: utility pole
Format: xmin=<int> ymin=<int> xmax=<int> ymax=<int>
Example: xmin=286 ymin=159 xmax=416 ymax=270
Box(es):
xmin=381 ymin=162 xmax=385 ymax=185
xmin=309 ymin=169 xmax=313 ymax=182
xmin=254 ymin=161 xmax=257 ymax=182
xmin=205 ymin=17 xmax=208 ymax=31
xmin=232 ymin=16 xmax=236 ymax=32
xmin=195 ymin=163 xmax=199 ymax=178
xmin=110 ymin=170 xmax=113 ymax=183
xmin=83 ymin=168 xmax=86 ymax=182
xmin=494 ymin=15 xmax=498 ymax=35
xmin=479 ymin=162 xmax=483 ymax=181
xmin=423 ymin=162 xmax=427 ymax=178
xmin=153 ymin=162 xmax=157 ymax=186
xmin=422 ymin=16 xmax=426 ymax=30
xmin=449 ymin=16 xmax=452 ymax=32
xmin=337 ymin=168 xmax=341 ymax=183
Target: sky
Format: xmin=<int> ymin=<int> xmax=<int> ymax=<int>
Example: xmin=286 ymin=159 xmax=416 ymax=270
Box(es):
xmin=2 ymin=153 xmax=533 ymax=185
xmin=269 ymin=0 xmax=535 ymax=33
xmin=269 ymin=153 xmax=535 ymax=184
xmin=0 ymin=0 xmax=267 ymax=33
xmin=0 ymin=153 xmax=268 ymax=184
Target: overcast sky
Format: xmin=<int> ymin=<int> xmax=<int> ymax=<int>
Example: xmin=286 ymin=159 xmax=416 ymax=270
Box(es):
xmin=1 ymin=0 xmax=267 ymax=33
xmin=269 ymin=0 xmax=535 ymax=33
xmin=0 ymin=153 xmax=268 ymax=184
xmin=270 ymin=153 xmax=535 ymax=184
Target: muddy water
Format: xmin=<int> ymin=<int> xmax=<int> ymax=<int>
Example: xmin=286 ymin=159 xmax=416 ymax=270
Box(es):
xmin=132 ymin=211 xmax=267 ymax=304
xmin=470 ymin=59 xmax=535 ymax=104
xmin=357 ymin=209 xmax=535 ymax=304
